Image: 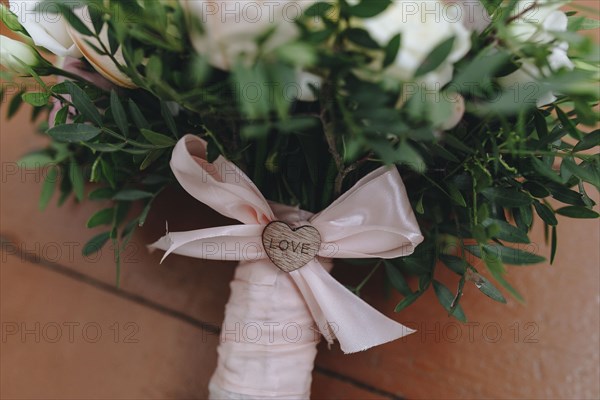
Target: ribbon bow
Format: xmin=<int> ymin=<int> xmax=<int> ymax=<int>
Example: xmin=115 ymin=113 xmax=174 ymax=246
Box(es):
xmin=150 ymin=135 xmax=424 ymax=353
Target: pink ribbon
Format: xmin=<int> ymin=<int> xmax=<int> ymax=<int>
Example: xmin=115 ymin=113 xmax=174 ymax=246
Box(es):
xmin=150 ymin=134 xmax=424 ymax=353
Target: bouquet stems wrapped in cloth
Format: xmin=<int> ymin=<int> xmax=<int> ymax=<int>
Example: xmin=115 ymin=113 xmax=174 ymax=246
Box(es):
xmin=2 ymin=0 xmax=598 ymax=398
xmin=149 ymin=136 xmax=422 ymax=398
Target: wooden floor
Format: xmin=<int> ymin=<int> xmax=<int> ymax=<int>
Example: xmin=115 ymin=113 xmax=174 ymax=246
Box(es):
xmin=2 ymin=102 xmax=599 ymax=400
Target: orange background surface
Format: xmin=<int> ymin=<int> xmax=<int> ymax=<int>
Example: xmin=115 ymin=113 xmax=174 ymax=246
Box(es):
xmin=1 ymin=1 xmax=599 ymax=399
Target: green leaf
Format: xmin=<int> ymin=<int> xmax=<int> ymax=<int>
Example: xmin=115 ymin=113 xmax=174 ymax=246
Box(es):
xmin=575 ymin=17 xmax=600 ymax=30
xmin=83 ymin=142 xmax=126 ymax=152
xmin=480 ymin=0 xmax=503 ymax=14
xmin=345 ymin=28 xmax=380 ymax=49
xmin=453 ymin=49 xmax=510 ymax=92
xmin=383 ymin=33 xmax=401 ymax=68
xmin=18 ymin=152 xmax=54 ymax=168
xmin=546 ymin=183 xmax=586 ymax=206
xmin=100 ymin=159 xmax=116 ymax=189
xmin=440 ymin=254 xmax=467 ymax=275
xmin=468 ymin=272 xmax=506 ymax=303
xmin=138 ymin=198 xmax=156 ymax=227
xmin=468 ymin=244 xmax=545 ymax=266
xmin=89 ymin=187 xmax=115 ymax=200
xmin=555 ymin=107 xmax=582 ymax=140
xmin=573 ymin=131 xmax=600 ymax=152
xmin=416 ymin=194 xmax=424 ymax=214
xmin=303 ymin=1 xmax=334 ymax=17
xmin=160 ymin=101 xmax=178 ymax=138
xmin=531 ymin=157 xmax=562 ymax=184
xmin=47 ymin=124 xmax=102 ymax=143
xmin=481 ymin=188 xmax=532 ymax=207
xmin=347 ymin=0 xmax=391 ymax=18
xmin=57 ymin=3 xmax=93 ymax=36
xmin=446 ymin=183 xmax=467 ymax=207
xmin=128 ymin=100 xmax=150 ymax=130
xmin=87 ymin=207 xmax=114 ymax=228
xmin=69 ymin=161 xmax=85 ymax=201
xmin=87 ymin=3 xmax=105 ymax=33
xmin=145 ymin=55 xmax=163 ymax=81
xmin=432 ymin=280 xmax=467 ymax=322
xmin=82 ymin=232 xmax=111 ymax=256
xmin=481 ymin=246 xmax=524 ymax=302
xmin=523 ymin=181 xmax=550 ymax=198
xmin=555 ymin=206 xmax=599 ymax=219
xmin=396 ymin=141 xmax=426 ymax=173
xmin=140 ymin=149 xmax=165 ymax=170
xmin=394 ymin=291 xmax=423 ymax=312
xmin=482 ymin=219 xmax=530 ymax=243
xmin=140 ymin=129 xmax=176 ymax=147
xmin=22 ymin=92 xmax=49 ymax=107
xmin=8 ymin=91 xmax=24 ymax=118
xmin=63 ymin=81 xmax=102 ymax=126
xmin=562 ymin=158 xmax=600 ymax=187
xmin=113 ymin=189 xmax=154 ymax=201
xmin=414 ymin=36 xmax=456 ymax=77
xmin=110 ymin=90 xmax=128 ymax=137
xmin=0 ymin=3 xmax=26 ymax=33
xmin=384 ymin=260 xmax=412 ymax=296
xmin=533 ymin=201 xmax=558 ymax=226
xmin=39 ymin=166 xmax=58 ymax=211
xmin=54 ymin=105 xmax=69 ymax=126
xmin=443 ymin=134 xmax=474 ymax=154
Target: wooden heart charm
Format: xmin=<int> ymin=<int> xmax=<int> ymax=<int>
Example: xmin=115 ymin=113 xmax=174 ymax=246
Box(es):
xmin=262 ymin=221 xmax=321 ymax=272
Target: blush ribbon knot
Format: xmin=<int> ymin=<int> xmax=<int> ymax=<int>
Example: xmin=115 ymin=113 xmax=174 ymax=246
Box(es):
xmin=150 ymin=134 xmax=424 ymax=353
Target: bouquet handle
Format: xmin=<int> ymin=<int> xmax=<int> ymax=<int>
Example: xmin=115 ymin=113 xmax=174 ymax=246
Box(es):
xmin=208 ymin=259 xmax=331 ymax=399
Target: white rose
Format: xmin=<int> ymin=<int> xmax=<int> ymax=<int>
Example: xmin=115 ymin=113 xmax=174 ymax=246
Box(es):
xmin=10 ymin=0 xmax=82 ymax=58
xmin=362 ymin=0 xmax=471 ymax=88
xmin=499 ymin=5 xmax=574 ymax=107
xmin=0 ymin=35 xmax=44 ymax=72
xmin=506 ymin=0 xmax=568 ymax=44
xmin=180 ymin=0 xmax=319 ymax=101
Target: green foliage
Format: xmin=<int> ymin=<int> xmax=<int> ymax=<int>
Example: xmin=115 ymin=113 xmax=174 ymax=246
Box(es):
xmin=3 ymin=0 xmax=599 ymax=315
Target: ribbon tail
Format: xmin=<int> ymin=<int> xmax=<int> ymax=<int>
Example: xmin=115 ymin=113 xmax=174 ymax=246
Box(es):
xmin=289 ymin=260 xmax=416 ymax=354
xmin=148 ymin=224 xmax=265 ymax=262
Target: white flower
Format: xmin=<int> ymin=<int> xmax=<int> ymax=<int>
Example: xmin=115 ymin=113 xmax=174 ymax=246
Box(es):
xmin=362 ymin=0 xmax=471 ymax=88
xmin=66 ymin=6 xmax=137 ymax=89
xmin=10 ymin=0 xmax=82 ymax=57
xmin=180 ymin=0 xmax=319 ymax=101
xmin=0 ymin=35 xmax=43 ymax=72
xmin=507 ymin=0 xmax=568 ymax=44
xmin=499 ymin=3 xmax=574 ymax=107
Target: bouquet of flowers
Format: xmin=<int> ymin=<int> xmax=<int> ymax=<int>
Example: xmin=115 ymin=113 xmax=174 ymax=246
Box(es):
xmin=1 ymin=0 xmax=598 ymax=398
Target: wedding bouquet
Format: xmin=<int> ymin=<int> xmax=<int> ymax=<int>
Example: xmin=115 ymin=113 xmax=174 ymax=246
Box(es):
xmin=1 ymin=0 xmax=599 ymax=398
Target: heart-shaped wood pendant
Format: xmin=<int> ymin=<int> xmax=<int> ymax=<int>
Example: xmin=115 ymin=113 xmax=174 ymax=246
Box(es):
xmin=262 ymin=221 xmax=321 ymax=272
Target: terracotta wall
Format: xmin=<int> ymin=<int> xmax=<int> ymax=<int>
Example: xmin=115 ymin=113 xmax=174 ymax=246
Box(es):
xmin=1 ymin=1 xmax=599 ymax=399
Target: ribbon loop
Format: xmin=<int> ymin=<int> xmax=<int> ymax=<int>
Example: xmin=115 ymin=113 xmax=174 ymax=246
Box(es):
xmin=150 ymin=134 xmax=424 ymax=353
xmin=171 ymin=135 xmax=274 ymax=225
